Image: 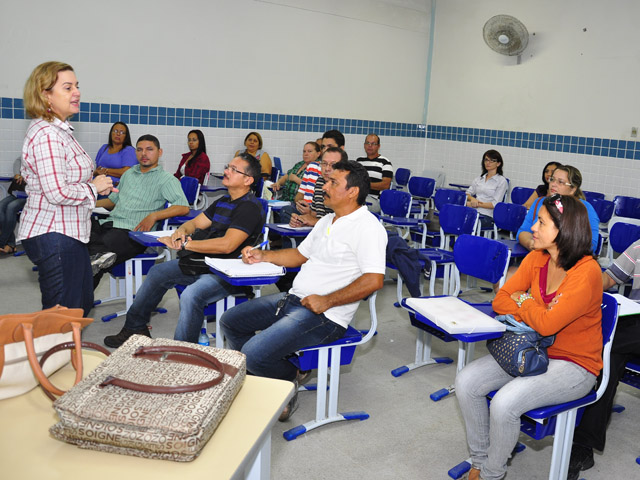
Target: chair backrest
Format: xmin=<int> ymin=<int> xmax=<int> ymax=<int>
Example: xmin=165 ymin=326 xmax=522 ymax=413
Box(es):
xmin=394 ymin=168 xmax=411 ymax=189
xmin=433 ymin=188 xmax=466 ymax=211
xmin=589 ymin=198 xmax=615 ymax=224
xmin=598 ymin=292 xmax=620 ymax=399
xmin=270 ymin=166 xmax=279 ymax=183
xmin=583 ymin=190 xmax=605 ymax=202
xmin=613 ymin=195 xmax=640 ymax=219
xmin=609 ymin=222 xmax=640 ymax=254
xmin=453 ymin=234 xmax=510 ymax=285
xmin=258 ymin=198 xmax=270 ymax=244
xmin=408 ymin=176 xmax=435 ymax=200
xmin=438 ymin=204 xmax=478 ymax=236
xmin=273 ymin=156 xmax=284 ymax=176
xmin=509 ymin=186 xmax=534 ymax=205
xmin=380 ymin=190 xmax=412 ymax=217
xmin=180 ymin=176 xmax=201 ymax=206
xmin=492 ymin=202 xmax=527 ymax=233
xmin=421 ymin=169 xmax=446 ymax=189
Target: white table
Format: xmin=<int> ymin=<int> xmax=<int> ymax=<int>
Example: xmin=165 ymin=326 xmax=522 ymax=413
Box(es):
xmin=0 ymin=352 xmax=293 ymax=480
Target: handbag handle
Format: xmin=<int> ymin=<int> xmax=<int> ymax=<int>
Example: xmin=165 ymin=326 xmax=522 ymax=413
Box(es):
xmin=99 ymin=345 xmax=239 ymax=394
xmin=38 ymin=341 xmax=111 ymax=401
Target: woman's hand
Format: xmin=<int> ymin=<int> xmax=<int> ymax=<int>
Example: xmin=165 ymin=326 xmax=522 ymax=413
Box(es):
xmin=91 ymin=175 xmax=116 ymax=196
xmin=467 ymin=197 xmax=479 ymax=208
xmin=510 ymin=290 xmax=527 ymax=303
xmin=13 ymin=174 xmax=24 ymax=184
xmin=547 ymin=293 xmax=562 ymax=310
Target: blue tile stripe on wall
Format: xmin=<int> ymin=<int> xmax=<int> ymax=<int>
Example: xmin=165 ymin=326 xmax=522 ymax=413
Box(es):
xmin=426 ymin=125 xmax=640 ymax=160
xmin=0 ymin=97 xmax=426 ymax=138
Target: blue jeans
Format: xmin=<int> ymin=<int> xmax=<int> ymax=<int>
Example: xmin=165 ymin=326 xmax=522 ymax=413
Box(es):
xmin=0 ymin=194 xmax=26 ymax=247
xmin=455 ymin=354 xmax=596 ymax=480
xmin=220 ymin=293 xmax=346 ymax=381
xmin=124 ymin=259 xmax=243 ymax=343
xmin=22 ymin=232 xmax=94 ymax=316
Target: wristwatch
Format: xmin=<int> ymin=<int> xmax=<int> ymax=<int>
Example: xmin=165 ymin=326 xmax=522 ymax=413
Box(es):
xmin=181 ymin=237 xmax=190 ymax=251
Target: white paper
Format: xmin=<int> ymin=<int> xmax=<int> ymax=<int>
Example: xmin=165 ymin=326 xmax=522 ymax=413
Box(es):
xmin=405 ymin=296 xmax=506 ymax=334
xmin=141 ymin=230 xmax=175 ymax=238
xmin=205 ymin=257 xmax=284 ymax=277
xmin=274 ymin=223 xmax=313 ymax=232
xmin=612 ymin=293 xmax=640 ymax=317
xmin=92 ymin=207 xmax=110 ymax=215
xmin=268 ymin=200 xmax=290 ymax=207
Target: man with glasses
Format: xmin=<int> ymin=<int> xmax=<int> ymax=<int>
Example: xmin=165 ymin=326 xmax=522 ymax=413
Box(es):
xmin=356 ymin=133 xmax=393 ymax=213
xmin=103 ymin=153 xmax=265 ymax=348
xmin=290 ymin=130 xmax=346 ymax=227
xmin=88 ymin=134 xmax=190 ymax=286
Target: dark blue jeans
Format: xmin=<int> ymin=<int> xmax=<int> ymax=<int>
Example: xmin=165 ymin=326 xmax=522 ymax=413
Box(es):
xmin=22 ymin=232 xmax=94 ymax=316
xmin=0 ymin=194 xmax=26 ymax=247
xmin=220 ymin=293 xmax=346 ymax=381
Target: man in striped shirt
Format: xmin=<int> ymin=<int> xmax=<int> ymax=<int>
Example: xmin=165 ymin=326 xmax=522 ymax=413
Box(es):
xmin=355 ymin=133 xmax=393 ymax=213
xmin=88 ymin=134 xmax=189 ymax=285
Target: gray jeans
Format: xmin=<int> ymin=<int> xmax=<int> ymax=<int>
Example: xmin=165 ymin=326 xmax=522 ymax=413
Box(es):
xmin=455 ymin=354 xmax=596 ymax=480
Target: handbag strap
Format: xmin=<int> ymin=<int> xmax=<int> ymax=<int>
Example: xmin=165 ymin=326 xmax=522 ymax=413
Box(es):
xmin=99 ymin=345 xmax=239 ymax=394
xmin=38 ymin=341 xmax=111 ymax=401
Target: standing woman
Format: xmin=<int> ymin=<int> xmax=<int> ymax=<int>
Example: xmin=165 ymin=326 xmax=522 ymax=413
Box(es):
xmin=235 ymin=131 xmax=272 ymax=179
xmin=456 ymin=195 xmax=602 ymax=480
xmin=94 ymin=121 xmax=137 ymax=183
xmin=466 ymin=150 xmax=508 ymax=229
xmin=19 ymin=61 xmax=114 ymax=315
xmin=174 ymin=129 xmax=210 ymax=185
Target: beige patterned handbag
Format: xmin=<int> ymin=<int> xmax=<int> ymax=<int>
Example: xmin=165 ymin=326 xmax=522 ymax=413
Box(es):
xmin=50 ymin=335 xmax=246 ymax=462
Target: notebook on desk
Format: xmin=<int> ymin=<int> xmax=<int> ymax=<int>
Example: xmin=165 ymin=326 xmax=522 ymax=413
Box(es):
xmin=205 ymin=258 xmax=285 ymax=277
xmin=405 ymin=296 xmax=506 ymax=334
xmin=275 ymin=224 xmax=313 ymax=232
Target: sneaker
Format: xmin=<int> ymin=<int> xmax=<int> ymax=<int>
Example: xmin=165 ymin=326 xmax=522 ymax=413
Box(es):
xmin=90 ymin=252 xmax=117 ymax=276
xmin=567 ymin=444 xmax=594 ymax=480
xmin=278 ymin=380 xmax=299 ymax=422
xmin=104 ymin=326 xmax=151 ymax=348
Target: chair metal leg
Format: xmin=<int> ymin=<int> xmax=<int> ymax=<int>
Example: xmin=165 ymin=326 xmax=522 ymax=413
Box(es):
xmin=548 ymin=409 xmax=577 ymax=480
xmin=391 ymin=329 xmax=453 ymax=377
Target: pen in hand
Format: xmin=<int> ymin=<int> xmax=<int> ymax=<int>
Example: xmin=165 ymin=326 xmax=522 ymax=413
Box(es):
xmin=238 ymin=240 xmax=269 ymax=258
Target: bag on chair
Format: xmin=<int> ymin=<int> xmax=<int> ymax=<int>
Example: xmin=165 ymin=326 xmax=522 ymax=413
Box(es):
xmin=486 ymin=314 xmax=555 ymax=377
xmin=50 ymin=335 xmax=246 ymax=462
xmin=0 ymin=306 xmax=104 ymax=400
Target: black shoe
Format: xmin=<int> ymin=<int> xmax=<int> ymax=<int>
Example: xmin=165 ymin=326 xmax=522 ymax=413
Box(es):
xmin=567 ymin=444 xmax=594 ymax=480
xmin=90 ymin=252 xmax=117 ymax=275
xmin=104 ymin=326 xmax=151 ymax=348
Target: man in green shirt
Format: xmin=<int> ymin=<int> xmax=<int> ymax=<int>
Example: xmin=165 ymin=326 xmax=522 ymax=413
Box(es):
xmin=89 ymin=134 xmax=189 ymax=286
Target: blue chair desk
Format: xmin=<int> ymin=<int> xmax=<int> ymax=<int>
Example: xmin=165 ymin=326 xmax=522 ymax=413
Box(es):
xmin=448 ymin=183 xmax=470 ymax=191
xmin=396 ymin=297 xmax=502 ymax=401
xmin=205 ymin=262 xmax=284 ymax=348
xmin=265 ymin=223 xmax=311 ymax=248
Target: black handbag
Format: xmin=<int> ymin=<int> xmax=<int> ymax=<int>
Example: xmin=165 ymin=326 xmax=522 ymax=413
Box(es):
xmin=486 ymin=314 xmax=555 ymax=377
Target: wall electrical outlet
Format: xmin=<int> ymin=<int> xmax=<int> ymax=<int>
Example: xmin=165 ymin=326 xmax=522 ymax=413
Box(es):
xmin=632 ymin=127 xmax=638 ymax=138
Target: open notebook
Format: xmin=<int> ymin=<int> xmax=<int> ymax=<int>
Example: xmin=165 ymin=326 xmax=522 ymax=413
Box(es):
xmin=205 ymin=258 xmax=285 ymax=277
xmin=405 ymin=296 xmax=506 ymax=334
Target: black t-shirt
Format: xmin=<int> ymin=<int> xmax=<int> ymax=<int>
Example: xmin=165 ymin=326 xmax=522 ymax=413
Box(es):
xmin=202 ymin=192 xmax=265 ymax=258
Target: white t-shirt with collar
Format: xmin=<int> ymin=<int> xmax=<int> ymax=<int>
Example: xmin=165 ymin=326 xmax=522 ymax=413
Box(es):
xmin=291 ymin=205 xmax=387 ymax=328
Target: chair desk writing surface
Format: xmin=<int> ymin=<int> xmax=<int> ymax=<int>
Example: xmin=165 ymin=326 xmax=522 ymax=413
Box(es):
xmin=0 ymin=351 xmax=294 ymax=480
xmin=264 ymin=223 xmax=311 ymax=248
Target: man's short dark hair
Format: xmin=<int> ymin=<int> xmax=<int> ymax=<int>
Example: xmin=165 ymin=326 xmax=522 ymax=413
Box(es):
xmin=236 ymin=152 xmax=262 ymax=192
xmin=323 ymin=129 xmax=345 ymax=147
xmin=136 ymin=134 xmax=160 ymax=149
xmin=322 ymin=146 xmax=348 ymax=163
xmin=366 ymin=133 xmax=380 ymax=145
xmin=332 ymin=159 xmax=370 ymax=205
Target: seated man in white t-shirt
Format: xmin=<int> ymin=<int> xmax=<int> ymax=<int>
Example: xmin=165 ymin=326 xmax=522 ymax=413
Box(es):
xmin=220 ymin=158 xmax=387 ymax=421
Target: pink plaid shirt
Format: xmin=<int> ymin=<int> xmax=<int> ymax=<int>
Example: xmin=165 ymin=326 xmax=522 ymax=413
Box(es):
xmin=18 ymin=118 xmax=97 ymax=243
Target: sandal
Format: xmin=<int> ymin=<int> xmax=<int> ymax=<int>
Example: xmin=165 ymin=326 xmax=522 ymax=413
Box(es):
xmin=0 ymin=245 xmax=16 ymax=256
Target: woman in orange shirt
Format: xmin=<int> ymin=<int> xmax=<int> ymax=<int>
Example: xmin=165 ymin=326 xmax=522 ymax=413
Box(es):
xmin=455 ymin=194 xmax=603 ymax=480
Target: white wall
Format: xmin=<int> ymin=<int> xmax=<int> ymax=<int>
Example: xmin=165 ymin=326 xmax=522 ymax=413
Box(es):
xmin=0 ymin=0 xmax=430 ymax=123
xmin=427 ymin=0 xmax=640 ymax=139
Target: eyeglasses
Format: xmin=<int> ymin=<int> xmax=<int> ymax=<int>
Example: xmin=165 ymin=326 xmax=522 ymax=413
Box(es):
xmin=112 ymin=129 xmax=126 ymax=135
xmin=549 ymin=176 xmax=572 ymax=186
xmin=364 ymin=142 xmax=379 ymax=146
xmin=484 ymin=158 xmax=499 ymax=163
xmin=319 ymin=161 xmax=338 ymax=168
xmin=224 ymin=164 xmax=251 ymax=177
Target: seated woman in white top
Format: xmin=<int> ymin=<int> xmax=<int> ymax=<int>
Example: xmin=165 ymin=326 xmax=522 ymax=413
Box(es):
xmin=466 ymin=149 xmax=508 ymax=228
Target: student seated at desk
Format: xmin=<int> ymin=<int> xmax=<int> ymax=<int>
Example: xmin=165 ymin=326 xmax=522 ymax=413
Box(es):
xmin=103 ymin=153 xmax=265 ymax=348
xmin=220 ymin=160 xmax=387 ymax=421
xmin=465 ymin=150 xmax=508 ymax=229
xmin=568 ymin=239 xmax=640 ymax=480
xmin=174 ymin=129 xmax=210 ymax=185
xmin=455 ymin=195 xmax=603 ymax=480
xmin=89 ymin=134 xmax=189 ymax=287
